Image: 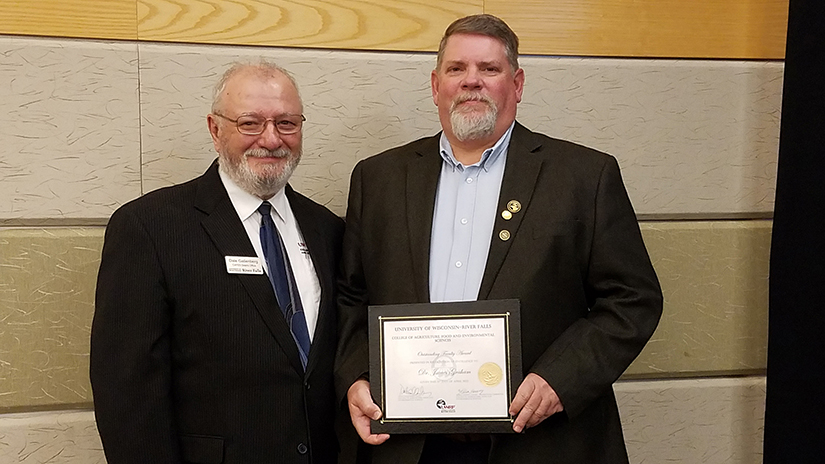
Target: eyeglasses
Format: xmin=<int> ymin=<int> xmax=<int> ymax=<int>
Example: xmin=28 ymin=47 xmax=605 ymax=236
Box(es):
xmin=213 ymin=112 xmax=306 ymax=136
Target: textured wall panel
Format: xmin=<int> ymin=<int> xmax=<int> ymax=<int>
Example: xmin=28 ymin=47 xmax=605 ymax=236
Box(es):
xmin=139 ymin=44 xmax=781 ymax=217
xmin=0 ymin=410 xmax=104 ymax=463
xmin=0 ymin=222 xmax=768 ymax=412
xmin=138 ymin=44 xmax=441 ymax=212
xmin=616 ymin=376 xmax=766 ymax=463
xmin=0 ymin=36 xmax=142 ymax=220
xmin=0 ymin=228 xmax=103 ymax=409
xmin=490 ymin=0 xmax=788 ymax=59
xmin=519 ymin=58 xmax=782 ymax=217
xmin=0 ymin=1 xmax=136 ymax=40
xmin=138 ymin=0 xmax=480 ymax=51
xmin=627 ymin=221 xmax=771 ymax=376
xmin=0 ymin=377 xmax=765 ymax=463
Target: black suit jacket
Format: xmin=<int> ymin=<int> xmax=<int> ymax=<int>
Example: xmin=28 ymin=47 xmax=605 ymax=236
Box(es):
xmin=91 ymin=162 xmax=344 ymax=464
xmin=335 ymin=123 xmax=663 ymax=464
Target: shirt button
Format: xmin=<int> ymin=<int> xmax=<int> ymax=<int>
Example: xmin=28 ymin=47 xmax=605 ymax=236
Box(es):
xmin=466 ymin=177 xmax=474 ymax=184
xmin=297 ymin=443 xmax=308 ymax=454
xmin=455 ymin=261 xmax=462 ymax=268
xmin=460 ymin=218 xmax=468 ymax=225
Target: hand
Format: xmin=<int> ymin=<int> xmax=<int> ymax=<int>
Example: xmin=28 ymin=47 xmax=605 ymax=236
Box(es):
xmin=347 ymin=379 xmax=390 ymax=445
xmin=509 ymin=373 xmax=564 ymax=433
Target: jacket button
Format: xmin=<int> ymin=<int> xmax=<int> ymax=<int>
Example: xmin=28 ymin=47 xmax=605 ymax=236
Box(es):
xmin=297 ymin=443 xmax=308 ymax=454
xmin=305 ymin=381 xmax=310 ymax=390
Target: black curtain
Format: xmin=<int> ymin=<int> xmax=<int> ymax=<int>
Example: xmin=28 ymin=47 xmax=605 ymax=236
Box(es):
xmin=763 ymin=1 xmax=825 ymax=462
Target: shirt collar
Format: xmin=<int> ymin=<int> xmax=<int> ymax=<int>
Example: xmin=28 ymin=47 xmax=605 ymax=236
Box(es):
xmin=438 ymin=121 xmax=516 ymax=172
xmin=218 ymin=165 xmax=287 ymax=222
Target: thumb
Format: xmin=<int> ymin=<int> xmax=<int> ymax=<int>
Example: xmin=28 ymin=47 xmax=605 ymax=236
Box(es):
xmin=353 ymin=386 xmax=383 ymax=420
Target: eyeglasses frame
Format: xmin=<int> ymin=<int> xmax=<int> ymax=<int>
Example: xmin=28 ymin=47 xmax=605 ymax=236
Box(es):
xmin=213 ymin=112 xmax=306 ymax=136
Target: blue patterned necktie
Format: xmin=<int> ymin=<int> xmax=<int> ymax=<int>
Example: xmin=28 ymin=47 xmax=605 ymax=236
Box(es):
xmin=258 ymin=201 xmax=310 ymax=368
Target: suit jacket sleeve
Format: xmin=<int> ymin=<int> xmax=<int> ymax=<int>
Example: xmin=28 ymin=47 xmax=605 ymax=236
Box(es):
xmin=529 ymin=155 xmax=663 ymax=418
xmin=334 ymin=160 xmax=370 ymax=403
xmin=90 ymin=206 xmax=180 ymax=463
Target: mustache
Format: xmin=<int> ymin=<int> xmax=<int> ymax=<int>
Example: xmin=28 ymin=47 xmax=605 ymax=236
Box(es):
xmin=244 ymin=147 xmax=292 ymax=159
xmin=450 ymin=92 xmax=496 ymax=111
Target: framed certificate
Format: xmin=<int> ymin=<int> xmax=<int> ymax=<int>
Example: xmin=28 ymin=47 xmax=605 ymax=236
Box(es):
xmin=368 ymin=299 xmax=522 ymax=434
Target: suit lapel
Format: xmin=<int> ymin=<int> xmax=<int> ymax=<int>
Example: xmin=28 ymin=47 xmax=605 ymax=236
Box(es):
xmin=478 ymin=123 xmax=544 ymax=299
xmin=406 ymin=136 xmax=443 ymax=303
xmin=195 ymin=163 xmax=305 ymax=375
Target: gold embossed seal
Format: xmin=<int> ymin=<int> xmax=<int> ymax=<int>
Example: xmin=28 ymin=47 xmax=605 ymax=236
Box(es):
xmin=478 ymin=362 xmax=503 ymax=387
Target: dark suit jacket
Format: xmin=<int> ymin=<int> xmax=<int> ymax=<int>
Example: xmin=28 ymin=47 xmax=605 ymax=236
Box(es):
xmin=335 ymin=123 xmax=663 ymax=464
xmin=91 ymin=162 xmax=345 ymax=464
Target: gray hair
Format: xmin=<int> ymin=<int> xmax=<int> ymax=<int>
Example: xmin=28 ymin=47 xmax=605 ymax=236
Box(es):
xmin=436 ymin=14 xmax=520 ymax=73
xmin=211 ymin=60 xmax=302 ymax=113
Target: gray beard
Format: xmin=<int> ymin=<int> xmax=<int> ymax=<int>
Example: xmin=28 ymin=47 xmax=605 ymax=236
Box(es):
xmin=449 ymin=94 xmax=498 ymax=142
xmin=219 ymin=147 xmax=301 ymax=199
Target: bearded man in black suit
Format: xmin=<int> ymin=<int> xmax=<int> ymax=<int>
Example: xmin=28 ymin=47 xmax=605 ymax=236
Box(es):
xmin=335 ymin=14 xmax=663 ymax=464
xmin=91 ymin=61 xmax=344 ymax=464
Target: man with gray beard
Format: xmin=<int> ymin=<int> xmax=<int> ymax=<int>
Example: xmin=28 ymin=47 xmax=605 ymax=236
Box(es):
xmin=335 ymin=14 xmax=663 ymax=464
xmin=91 ymin=62 xmax=345 ymax=463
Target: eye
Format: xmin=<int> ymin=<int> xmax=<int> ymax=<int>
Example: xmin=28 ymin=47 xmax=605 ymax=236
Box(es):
xmin=277 ymin=120 xmax=297 ymax=129
xmin=237 ymin=117 xmax=263 ymax=128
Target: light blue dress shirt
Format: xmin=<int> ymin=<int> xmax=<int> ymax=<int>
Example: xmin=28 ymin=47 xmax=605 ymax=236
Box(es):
xmin=429 ymin=122 xmax=515 ymax=303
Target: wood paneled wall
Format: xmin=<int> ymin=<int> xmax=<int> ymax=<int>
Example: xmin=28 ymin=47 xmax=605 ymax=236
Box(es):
xmin=491 ymin=0 xmax=789 ymax=59
xmin=0 ymin=0 xmax=136 ymax=40
xmin=0 ymin=0 xmax=788 ymax=58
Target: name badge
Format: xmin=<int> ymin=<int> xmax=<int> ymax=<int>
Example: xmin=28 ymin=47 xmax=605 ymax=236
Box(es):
xmin=225 ymin=256 xmax=264 ymax=275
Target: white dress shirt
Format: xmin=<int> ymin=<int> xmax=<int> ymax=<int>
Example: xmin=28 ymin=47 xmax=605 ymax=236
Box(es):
xmin=219 ymin=168 xmax=322 ymax=340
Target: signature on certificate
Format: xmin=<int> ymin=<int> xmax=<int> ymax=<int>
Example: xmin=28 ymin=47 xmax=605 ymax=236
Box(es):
xmin=399 ymin=385 xmax=432 ymax=398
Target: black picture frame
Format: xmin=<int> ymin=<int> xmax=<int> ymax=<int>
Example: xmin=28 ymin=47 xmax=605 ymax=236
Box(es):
xmin=368 ymin=299 xmax=523 ymax=434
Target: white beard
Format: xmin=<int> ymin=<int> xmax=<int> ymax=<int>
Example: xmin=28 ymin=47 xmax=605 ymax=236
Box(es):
xmin=449 ymin=93 xmax=498 ymax=142
xmin=219 ymin=147 xmax=301 ymax=199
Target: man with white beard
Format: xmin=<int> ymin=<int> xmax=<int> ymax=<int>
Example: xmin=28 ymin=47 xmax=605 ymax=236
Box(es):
xmin=91 ymin=62 xmax=346 ymax=464
xmin=335 ymin=14 xmax=663 ymax=464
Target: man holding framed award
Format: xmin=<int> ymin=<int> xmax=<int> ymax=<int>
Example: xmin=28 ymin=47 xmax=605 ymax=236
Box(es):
xmin=335 ymin=14 xmax=663 ymax=464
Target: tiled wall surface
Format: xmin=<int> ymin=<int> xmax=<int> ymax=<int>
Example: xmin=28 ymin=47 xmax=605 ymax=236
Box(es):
xmin=0 ymin=222 xmax=771 ymax=410
xmin=617 ymin=376 xmax=766 ymax=463
xmin=631 ymin=221 xmax=771 ymax=376
xmin=0 ymin=376 xmax=766 ymax=463
xmin=0 ymin=410 xmax=105 ymax=463
xmin=0 ymin=228 xmax=103 ymax=409
xmin=0 ymin=38 xmax=141 ymax=219
xmin=2 ymin=36 xmax=782 ymax=220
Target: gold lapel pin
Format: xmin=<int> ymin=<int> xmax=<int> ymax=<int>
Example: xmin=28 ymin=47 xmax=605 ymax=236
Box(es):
xmin=501 ymin=210 xmax=512 ymax=220
xmin=499 ymin=230 xmax=511 ymax=241
xmin=507 ymin=200 xmax=521 ymax=213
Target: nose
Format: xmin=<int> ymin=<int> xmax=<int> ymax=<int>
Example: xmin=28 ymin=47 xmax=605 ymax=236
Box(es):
xmin=461 ymin=67 xmax=482 ymax=90
xmin=257 ymin=120 xmax=284 ymax=150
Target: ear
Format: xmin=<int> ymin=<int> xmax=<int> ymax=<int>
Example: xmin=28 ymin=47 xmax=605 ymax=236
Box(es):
xmin=514 ymin=67 xmax=525 ymax=104
xmin=207 ymin=114 xmax=222 ymax=153
xmin=431 ymin=69 xmax=440 ymax=107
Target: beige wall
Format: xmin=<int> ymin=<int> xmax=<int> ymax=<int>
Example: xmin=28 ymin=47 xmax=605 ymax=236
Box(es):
xmin=0 ymin=0 xmax=778 ymax=462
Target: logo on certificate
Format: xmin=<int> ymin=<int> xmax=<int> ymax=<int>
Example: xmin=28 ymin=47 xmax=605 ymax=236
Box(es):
xmin=436 ymin=399 xmax=456 ymax=413
xmin=478 ymin=362 xmax=503 ymax=387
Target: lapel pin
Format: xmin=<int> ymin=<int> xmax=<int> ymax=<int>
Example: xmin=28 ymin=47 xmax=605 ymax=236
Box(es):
xmin=507 ymin=200 xmax=521 ymax=213
xmin=501 ymin=210 xmax=513 ymax=220
xmin=499 ymin=230 xmax=511 ymax=241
